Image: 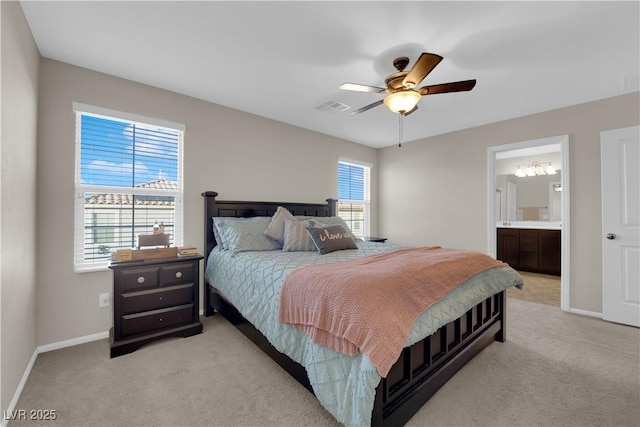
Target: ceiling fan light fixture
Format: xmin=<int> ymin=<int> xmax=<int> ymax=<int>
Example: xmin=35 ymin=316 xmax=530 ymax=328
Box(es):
xmin=383 ymin=90 xmax=421 ymax=114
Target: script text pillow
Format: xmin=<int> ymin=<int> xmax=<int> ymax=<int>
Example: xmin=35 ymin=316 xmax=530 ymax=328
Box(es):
xmin=306 ymin=223 xmax=358 ymax=255
xmin=308 ymin=216 xmax=359 ymax=241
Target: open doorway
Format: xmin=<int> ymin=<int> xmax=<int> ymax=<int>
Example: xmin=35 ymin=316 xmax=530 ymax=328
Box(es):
xmin=487 ymin=135 xmax=570 ymax=311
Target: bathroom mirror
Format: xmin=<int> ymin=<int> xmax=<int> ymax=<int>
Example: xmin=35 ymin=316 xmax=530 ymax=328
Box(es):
xmin=494 ymin=148 xmax=562 ymax=223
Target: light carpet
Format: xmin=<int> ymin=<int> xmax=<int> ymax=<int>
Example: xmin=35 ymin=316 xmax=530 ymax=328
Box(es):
xmin=9 ymin=298 xmax=640 ymax=427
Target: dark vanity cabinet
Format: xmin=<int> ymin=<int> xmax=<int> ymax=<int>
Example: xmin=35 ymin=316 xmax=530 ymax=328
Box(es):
xmin=497 ymin=228 xmax=561 ymax=276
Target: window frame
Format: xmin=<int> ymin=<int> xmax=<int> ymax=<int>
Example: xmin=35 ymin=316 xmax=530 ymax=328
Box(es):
xmin=73 ymin=103 xmax=185 ymax=272
xmin=337 ymin=159 xmax=371 ymax=239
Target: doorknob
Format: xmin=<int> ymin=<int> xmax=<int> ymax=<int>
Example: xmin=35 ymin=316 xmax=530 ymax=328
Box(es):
xmin=606 ymin=233 xmax=616 ymax=240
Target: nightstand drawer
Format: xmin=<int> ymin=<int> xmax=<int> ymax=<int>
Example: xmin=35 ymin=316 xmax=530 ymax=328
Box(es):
xmin=117 ymin=267 xmax=159 ymax=291
xmin=120 ymin=304 xmax=194 ymax=337
xmin=159 ymin=263 xmax=195 ymax=286
xmin=119 ymin=284 xmax=195 ymax=315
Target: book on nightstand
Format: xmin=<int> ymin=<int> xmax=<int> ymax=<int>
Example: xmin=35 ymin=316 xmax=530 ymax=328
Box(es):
xmin=177 ymin=246 xmax=198 ymax=257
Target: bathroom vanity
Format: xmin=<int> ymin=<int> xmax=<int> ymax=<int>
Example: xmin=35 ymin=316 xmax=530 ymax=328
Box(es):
xmin=497 ymin=222 xmax=561 ymax=276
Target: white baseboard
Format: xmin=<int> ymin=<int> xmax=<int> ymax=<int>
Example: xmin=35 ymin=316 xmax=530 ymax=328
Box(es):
xmin=2 ymin=349 xmax=38 ymax=427
xmin=2 ymin=331 xmax=109 ymax=426
xmin=37 ymin=331 xmax=109 ymax=353
xmin=568 ymin=307 xmax=602 ymax=319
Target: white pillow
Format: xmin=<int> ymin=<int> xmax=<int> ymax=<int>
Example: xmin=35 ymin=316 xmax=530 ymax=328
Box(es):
xmin=264 ymin=206 xmax=296 ymax=243
xmin=212 ymin=218 xmax=226 ymax=249
xmin=216 ymin=217 xmax=282 ymax=254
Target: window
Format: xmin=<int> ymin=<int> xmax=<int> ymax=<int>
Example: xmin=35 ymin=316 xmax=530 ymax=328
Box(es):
xmin=338 ymin=160 xmax=370 ymax=239
xmin=92 ymin=212 xmax=115 ymax=244
xmin=74 ymin=103 xmax=185 ymax=271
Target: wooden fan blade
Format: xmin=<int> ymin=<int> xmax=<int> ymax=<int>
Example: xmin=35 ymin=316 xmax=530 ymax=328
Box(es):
xmin=402 ymin=53 xmax=443 ymax=88
xmin=418 ymin=79 xmax=477 ymax=95
xmin=350 ymin=99 xmax=384 ymax=114
xmin=340 ymin=83 xmax=386 ymax=93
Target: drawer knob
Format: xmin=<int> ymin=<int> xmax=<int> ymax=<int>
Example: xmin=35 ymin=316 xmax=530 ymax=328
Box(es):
xmin=137 ymin=276 xmax=145 ymax=284
xmin=159 ymin=318 xmax=163 ymax=322
xmin=159 ymin=297 xmax=163 ymax=301
xmin=175 ymin=271 xmax=183 ymax=279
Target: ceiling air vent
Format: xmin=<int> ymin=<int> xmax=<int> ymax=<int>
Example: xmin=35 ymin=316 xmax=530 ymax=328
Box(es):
xmin=316 ymin=100 xmax=351 ymax=113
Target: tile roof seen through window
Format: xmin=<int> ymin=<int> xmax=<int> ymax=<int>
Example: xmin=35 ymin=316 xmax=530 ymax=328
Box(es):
xmin=84 ymin=179 xmax=177 ymax=206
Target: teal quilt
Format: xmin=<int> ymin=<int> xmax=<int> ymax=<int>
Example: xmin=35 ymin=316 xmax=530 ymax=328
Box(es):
xmin=205 ymin=242 xmax=522 ymax=426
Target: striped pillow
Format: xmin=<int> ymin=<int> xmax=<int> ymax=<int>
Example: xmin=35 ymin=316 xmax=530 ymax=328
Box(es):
xmin=282 ymin=219 xmax=317 ymax=252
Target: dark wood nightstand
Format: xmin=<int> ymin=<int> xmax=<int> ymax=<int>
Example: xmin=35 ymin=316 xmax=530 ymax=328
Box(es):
xmin=108 ymin=255 xmax=204 ymax=357
xmin=363 ymin=237 xmax=387 ymax=243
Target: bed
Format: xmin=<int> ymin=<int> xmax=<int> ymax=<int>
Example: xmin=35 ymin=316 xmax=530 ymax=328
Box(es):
xmin=202 ymin=191 xmax=522 ymax=427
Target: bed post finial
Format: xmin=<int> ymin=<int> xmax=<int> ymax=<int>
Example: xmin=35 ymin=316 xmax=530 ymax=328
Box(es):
xmin=326 ymin=198 xmax=338 ymax=216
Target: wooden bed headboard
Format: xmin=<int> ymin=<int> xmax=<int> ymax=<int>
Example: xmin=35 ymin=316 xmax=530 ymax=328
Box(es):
xmin=201 ymin=191 xmax=337 ymax=259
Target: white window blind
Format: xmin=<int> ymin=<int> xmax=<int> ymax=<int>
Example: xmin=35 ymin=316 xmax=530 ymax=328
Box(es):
xmin=338 ymin=160 xmax=370 ymax=238
xmin=74 ymin=105 xmax=184 ymax=271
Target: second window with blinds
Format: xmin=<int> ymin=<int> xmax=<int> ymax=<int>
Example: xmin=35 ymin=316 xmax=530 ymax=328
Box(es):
xmin=337 ymin=160 xmax=371 ymax=239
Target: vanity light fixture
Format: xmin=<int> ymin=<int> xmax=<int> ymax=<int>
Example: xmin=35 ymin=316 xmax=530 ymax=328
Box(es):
xmin=515 ymin=161 xmax=556 ymax=177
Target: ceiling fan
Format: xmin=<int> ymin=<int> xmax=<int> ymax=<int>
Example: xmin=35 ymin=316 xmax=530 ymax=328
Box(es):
xmin=340 ymin=52 xmax=476 ymax=116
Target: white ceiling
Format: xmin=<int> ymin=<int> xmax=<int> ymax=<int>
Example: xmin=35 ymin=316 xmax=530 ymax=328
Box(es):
xmin=20 ymin=1 xmax=640 ymax=148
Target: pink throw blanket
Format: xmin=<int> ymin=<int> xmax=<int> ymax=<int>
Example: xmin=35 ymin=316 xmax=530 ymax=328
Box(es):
xmin=278 ymin=247 xmax=506 ymax=377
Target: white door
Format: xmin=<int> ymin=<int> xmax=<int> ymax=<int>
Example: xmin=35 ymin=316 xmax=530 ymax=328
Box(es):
xmin=601 ymin=126 xmax=640 ymax=327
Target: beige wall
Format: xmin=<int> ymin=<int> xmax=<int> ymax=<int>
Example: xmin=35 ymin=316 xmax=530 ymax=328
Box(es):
xmin=1 ymin=0 xmax=40 ymax=413
xmin=378 ymin=92 xmax=640 ymax=313
xmin=36 ymin=59 xmax=377 ymax=346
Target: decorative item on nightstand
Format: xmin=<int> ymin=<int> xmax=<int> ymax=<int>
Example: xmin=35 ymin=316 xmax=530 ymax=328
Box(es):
xmin=108 ymin=254 xmax=204 ymax=357
xmin=137 ymin=232 xmax=170 ymax=249
xmin=178 ymin=246 xmax=198 ymax=257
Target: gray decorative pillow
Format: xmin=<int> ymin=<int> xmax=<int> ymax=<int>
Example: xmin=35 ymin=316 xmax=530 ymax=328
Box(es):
xmin=308 ymin=216 xmax=359 ymax=241
xmin=282 ymin=219 xmax=317 ymax=252
xmin=216 ymin=217 xmax=282 ymax=254
xmin=264 ymin=206 xmax=296 ymax=243
xmin=306 ymin=223 xmax=358 ymax=255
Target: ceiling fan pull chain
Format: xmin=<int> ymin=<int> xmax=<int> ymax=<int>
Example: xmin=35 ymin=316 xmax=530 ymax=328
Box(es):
xmin=398 ymin=113 xmax=403 ymax=147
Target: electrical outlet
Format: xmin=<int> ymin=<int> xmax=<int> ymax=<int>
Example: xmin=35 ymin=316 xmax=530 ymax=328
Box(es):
xmin=99 ymin=292 xmax=110 ymax=308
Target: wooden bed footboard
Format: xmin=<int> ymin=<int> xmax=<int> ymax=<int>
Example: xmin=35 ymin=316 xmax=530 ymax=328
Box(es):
xmin=375 ymin=290 xmax=505 ymax=426
xmin=209 ymin=285 xmax=506 ymax=427
xmin=202 ymin=191 xmax=507 ymax=426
